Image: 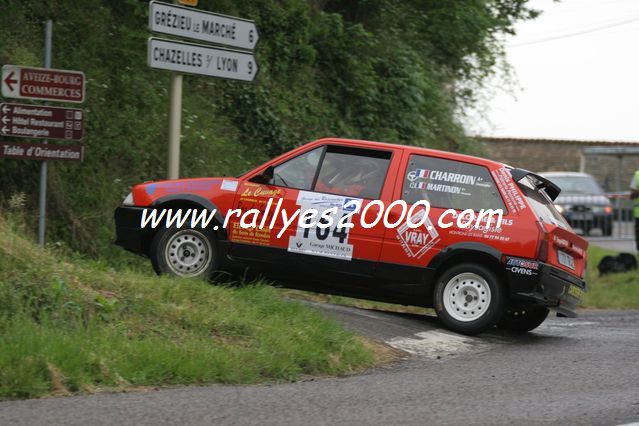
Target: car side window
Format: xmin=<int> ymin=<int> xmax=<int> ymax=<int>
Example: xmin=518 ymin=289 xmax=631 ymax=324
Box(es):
xmin=314 ymin=146 xmax=391 ymax=199
xmin=269 ymin=147 xmax=323 ymax=190
xmin=402 ymin=155 xmax=506 ymax=211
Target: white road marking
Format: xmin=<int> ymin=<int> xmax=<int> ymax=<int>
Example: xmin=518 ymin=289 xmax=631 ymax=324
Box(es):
xmin=386 ymin=330 xmax=491 ymax=358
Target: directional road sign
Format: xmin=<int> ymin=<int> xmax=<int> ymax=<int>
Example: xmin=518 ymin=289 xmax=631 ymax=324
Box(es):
xmin=149 ymin=1 xmax=259 ymax=50
xmin=0 ymin=103 xmax=84 ymax=141
xmin=147 ymin=37 xmax=258 ymax=82
xmin=1 ymin=65 xmax=85 ymax=103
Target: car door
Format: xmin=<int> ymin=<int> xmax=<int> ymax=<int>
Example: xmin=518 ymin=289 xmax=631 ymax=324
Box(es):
xmin=285 ymin=144 xmax=400 ymax=280
xmin=378 ymin=152 xmax=510 ymax=285
xmin=228 ymin=146 xmax=324 ymax=264
xmin=228 ymin=143 xmax=400 ymax=287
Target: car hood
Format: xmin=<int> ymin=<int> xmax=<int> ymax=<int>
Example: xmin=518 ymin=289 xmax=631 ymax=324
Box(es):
xmin=554 ymin=194 xmax=610 ymax=207
xmin=131 ymin=177 xmax=231 ymax=206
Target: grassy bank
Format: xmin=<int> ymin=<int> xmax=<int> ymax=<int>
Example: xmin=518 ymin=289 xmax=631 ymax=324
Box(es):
xmin=0 ymin=217 xmax=378 ymax=399
xmin=582 ymin=245 xmax=639 ymax=309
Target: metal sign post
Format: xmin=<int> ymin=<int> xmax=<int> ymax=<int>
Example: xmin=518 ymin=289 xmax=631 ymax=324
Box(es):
xmin=38 ymin=19 xmax=52 ymax=247
xmin=167 ymin=73 xmax=182 ymax=180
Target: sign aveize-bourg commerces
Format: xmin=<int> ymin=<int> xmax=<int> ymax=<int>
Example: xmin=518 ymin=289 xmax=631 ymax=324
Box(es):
xmin=1 ymin=65 xmax=86 ymax=103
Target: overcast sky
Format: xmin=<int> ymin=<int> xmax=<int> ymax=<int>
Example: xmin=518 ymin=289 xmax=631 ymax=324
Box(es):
xmin=467 ymin=0 xmax=639 ymax=142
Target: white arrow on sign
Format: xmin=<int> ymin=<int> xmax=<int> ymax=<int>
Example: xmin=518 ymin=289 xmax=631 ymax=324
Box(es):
xmin=1 ymin=67 xmax=20 ymax=99
xmin=149 ymin=1 xmax=259 ymax=51
xmin=147 ymin=37 xmax=258 ymax=82
xmin=1 ymin=126 xmax=9 ymax=134
xmin=1 ymin=105 xmax=9 ymax=114
xmin=1 ymin=116 xmax=9 ymax=124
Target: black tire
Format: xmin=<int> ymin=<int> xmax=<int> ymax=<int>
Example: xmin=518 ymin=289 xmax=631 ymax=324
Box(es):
xmin=433 ymin=263 xmax=506 ymax=335
xmin=497 ymin=306 xmax=549 ymax=332
xmin=150 ymin=226 xmax=218 ymax=279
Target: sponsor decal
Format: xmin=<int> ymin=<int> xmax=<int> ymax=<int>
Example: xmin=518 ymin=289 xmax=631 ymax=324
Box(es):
xmin=230 ymin=222 xmax=271 ymax=246
xmin=241 ymin=186 xmax=283 ymax=198
xmin=396 ymin=209 xmax=440 ymax=259
xmin=506 ymin=258 xmax=539 ymax=270
xmin=406 ymin=168 xmax=492 ymax=193
xmin=506 ymin=257 xmax=539 ymax=275
xmin=407 ymin=169 xmax=478 ymax=185
xmin=145 ymin=180 xmax=218 ymax=195
xmin=343 ymin=198 xmax=359 ymax=212
xmin=491 ymin=167 xmax=527 ymax=213
xmin=287 ymin=192 xmax=361 ymax=260
xmin=221 ymin=179 xmax=238 ymax=192
xmin=553 ymin=235 xmax=569 ymax=247
xmin=567 ymin=285 xmax=585 ymax=300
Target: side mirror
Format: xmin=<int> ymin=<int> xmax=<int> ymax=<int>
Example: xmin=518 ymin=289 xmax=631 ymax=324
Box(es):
xmin=252 ymin=165 xmax=274 ymax=184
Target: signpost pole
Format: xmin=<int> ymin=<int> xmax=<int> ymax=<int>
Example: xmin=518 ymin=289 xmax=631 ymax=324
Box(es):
xmin=167 ymin=73 xmax=182 ymax=180
xmin=38 ymin=19 xmax=52 ymax=247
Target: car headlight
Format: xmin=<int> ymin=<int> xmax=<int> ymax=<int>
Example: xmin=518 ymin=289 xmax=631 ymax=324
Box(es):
xmin=554 ymin=204 xmax=564 ymax=214
xmin=122 ymin=192 xmax=134 ymax=206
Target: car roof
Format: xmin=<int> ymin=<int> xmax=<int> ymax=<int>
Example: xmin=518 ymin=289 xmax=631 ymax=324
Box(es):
xmin=538 ymin=171 xmax=594 ymax=178
xmin=310 ymin=138 xmax=508 ymax=168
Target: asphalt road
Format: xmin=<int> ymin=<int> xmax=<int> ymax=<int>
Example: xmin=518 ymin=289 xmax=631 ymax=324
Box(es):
xmin=2 ymin=306 xmax=639 ymax=426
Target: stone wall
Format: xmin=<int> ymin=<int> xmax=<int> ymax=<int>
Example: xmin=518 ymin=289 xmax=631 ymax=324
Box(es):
xmin=476 ymin=137 xmax=639 ymax=192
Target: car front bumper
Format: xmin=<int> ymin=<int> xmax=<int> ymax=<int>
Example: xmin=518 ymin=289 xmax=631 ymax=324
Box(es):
xmin=505 ymin=257 xmax=586 ymax=317
xmin=114 ymin=206 xmax=150 ymax=255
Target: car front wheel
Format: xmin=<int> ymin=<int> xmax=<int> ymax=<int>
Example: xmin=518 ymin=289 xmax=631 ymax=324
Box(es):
xmin=150 ymin=226 xmax=218 ymax=279
xmin=434 ymin=263 xmax=506 ymax=335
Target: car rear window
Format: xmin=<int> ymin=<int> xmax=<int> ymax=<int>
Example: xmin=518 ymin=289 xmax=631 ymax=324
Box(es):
xmin=518 ymin=177 xmax=569 ymax=228
xmin=402 ymin=155 xmax=506 ymax=211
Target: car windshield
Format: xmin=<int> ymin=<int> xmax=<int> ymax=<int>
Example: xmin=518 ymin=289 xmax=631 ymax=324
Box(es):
xmin=545 ymin=175 xmax=603 ymax=195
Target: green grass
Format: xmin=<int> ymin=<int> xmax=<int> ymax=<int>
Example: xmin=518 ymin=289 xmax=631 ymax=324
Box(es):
xmin=0 ymin=216 xmax=378 ymax=399
xmin=582 ymin=245 xmax=639 ymax=309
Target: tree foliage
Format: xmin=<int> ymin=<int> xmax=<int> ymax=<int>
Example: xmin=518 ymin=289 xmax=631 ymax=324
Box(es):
xmin=0 ymin=0 xmax=538 ymax=260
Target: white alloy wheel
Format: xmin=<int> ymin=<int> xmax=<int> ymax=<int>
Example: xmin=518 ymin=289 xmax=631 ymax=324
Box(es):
xmin=442 ymin=272 xmax=492 ymax=322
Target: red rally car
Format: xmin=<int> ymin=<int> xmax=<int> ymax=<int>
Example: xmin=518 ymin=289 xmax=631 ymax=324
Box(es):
xmin=114 ymin=138 xmax=588 ymax=335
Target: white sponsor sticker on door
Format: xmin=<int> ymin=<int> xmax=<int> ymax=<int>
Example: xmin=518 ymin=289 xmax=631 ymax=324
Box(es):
xmin=221 ymin=179 xmax=238 ymax=192
xmin=287 ymin=191 xmax=361 ymax=260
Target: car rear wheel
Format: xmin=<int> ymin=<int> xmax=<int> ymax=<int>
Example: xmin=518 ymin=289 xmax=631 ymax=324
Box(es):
xmin=497 ymin=306 xmax=549 ymax=332
xmin=150 ymin=226 xmax=218 ymax=279
xmin=434 ymin=263 xmax=506 ymax=335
